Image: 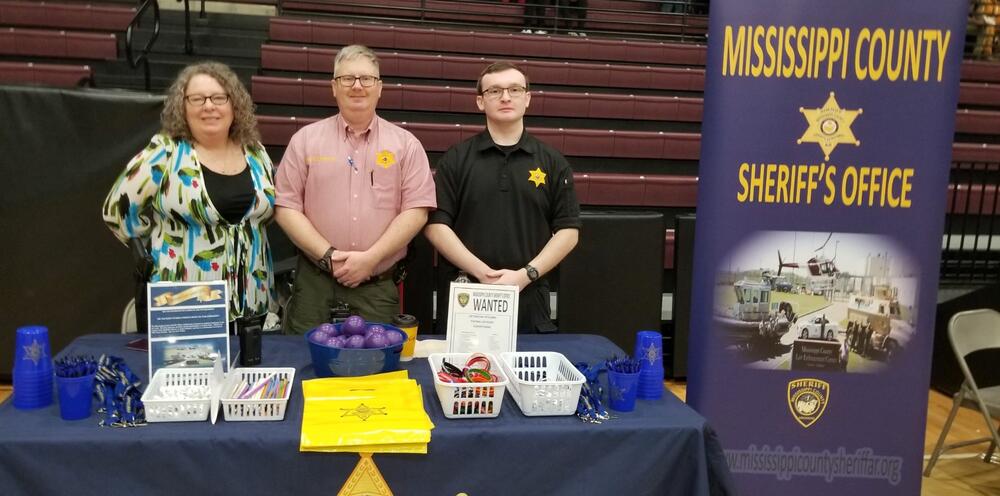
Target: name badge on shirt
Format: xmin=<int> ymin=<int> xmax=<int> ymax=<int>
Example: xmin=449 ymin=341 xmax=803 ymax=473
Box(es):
xmin=306 ymin=156 xmax=337 ymax=165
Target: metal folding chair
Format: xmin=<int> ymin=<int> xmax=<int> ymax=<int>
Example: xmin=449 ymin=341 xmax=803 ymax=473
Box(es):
xmin=924 ymin=308 xmax=1000 ymax=476
xmin=120 ymin=298 xmax=137 ymax=334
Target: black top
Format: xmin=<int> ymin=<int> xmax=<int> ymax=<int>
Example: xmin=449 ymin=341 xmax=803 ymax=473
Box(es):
xmin=429 ymin=130 xmax=581 ymax=277
xmin=201 ymin=164 xmax=255 ymax=224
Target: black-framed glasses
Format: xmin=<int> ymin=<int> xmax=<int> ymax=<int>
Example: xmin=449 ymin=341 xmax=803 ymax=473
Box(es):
xmin=481 ymin=86 xmax=527 ymax=100
xmin=185 ymin=94 xmax=230 ymax=106
xmin=334 ymin=75 xmax=380 ymax=88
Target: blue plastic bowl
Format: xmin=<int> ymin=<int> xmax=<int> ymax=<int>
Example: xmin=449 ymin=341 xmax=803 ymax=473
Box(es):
xmin=305 ymin=323 xmax=406 ymax=377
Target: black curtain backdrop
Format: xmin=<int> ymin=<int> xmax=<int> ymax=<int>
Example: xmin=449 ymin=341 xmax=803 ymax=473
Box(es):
xmin=0 ymin=86 xmax=163 ymax=380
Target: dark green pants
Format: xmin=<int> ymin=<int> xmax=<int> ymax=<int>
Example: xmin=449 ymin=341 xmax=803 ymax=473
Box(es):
xmin=283 ymin=256 xmax=399 ymax=335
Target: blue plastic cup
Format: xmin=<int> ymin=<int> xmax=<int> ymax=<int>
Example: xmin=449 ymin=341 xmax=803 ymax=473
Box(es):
xmin=634 ymin=330 xmax=663 ymax=369
xmin=57 ymin=373 xmax=95 ymax=421
xmin=608 ymin=369 xmax=640 ymax=412
xmin=13 ymin=374 xmax=53 ymax=409
xmin=14 ymin=326 xmax=52 ymax=374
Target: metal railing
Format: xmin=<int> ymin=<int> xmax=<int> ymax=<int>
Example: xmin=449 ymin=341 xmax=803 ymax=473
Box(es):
xmin=125 ymin=0 xmax=161 ymax=91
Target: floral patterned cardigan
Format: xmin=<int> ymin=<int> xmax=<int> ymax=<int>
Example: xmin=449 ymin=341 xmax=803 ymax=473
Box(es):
xmin=103 ymin=133 xmax=276 ymax=320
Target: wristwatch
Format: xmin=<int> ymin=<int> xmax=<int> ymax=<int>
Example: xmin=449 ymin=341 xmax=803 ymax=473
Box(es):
xmin=524 ymin=264 xmax=540 ymax=282
xmin=317 ymin=247 xmax=335 ymax=274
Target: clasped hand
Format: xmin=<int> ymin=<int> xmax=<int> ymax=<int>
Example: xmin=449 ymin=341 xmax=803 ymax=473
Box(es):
xmin=481 ymin=268 xmax=530 ymax=291
xmin=330 ymin=250 xmax=378 ymax=288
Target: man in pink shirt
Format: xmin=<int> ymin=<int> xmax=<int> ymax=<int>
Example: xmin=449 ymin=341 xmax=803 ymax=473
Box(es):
xmin=275 ymin=45 xmax=437 ymax=333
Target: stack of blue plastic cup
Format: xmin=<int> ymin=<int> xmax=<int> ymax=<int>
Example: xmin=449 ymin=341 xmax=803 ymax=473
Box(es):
xmin=634 ymin=330 xmax=664 ymax=399
xmin=12 ymin=325 xmax=54 ymax=409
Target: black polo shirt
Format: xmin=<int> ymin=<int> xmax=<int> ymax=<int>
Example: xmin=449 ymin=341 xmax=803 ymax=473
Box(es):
xmin=429 ymin=130 xmax=581 ymax=275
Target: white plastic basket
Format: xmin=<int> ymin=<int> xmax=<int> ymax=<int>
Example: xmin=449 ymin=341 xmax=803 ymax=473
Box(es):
xmin=500 ymin=352 xmax=585 ymax=416
xmin=141 ymin=368 xmax=212 ymax=422
xmin=428 ymin=353 xmax=508 ymax=419
xmin=221 ymin=367 xmax=295 ymax=421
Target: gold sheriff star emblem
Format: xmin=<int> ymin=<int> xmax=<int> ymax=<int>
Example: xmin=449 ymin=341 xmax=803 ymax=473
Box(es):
xmin=341 ymin=403 xmax=388 ymax=421
xmin=375 ymin=150 xmax=396 ymax=169
xmin=528 ymin=167 xmax=546 ymax=187
xmin=797 ymin=92 xmax=862 ymax=160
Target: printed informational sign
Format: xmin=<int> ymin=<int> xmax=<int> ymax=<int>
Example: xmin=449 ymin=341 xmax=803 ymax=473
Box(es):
xmin=446 ymin=282 xmax=518 ymax=354
xmin=147 ymin=281 xmax=230 ymax=376
xmin=686 ymin=2 xmax=967 ymax=494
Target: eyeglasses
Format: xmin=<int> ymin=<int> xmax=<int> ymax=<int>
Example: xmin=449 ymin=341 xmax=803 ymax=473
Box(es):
xmin=334 ymin=75 xmax=380 ymax=88
xmin=481 ymin=86 xmax=527 ymax=100
xmin=185 ymin=94 xmax=230 ymax=106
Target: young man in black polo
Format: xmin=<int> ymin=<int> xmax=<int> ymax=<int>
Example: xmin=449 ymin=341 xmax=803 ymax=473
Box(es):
xmin=425 ymin=62 xmax=581 ymax=333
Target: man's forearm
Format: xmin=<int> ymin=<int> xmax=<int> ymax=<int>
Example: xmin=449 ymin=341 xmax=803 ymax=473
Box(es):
xmin=424 ymin=223 xmax=492 ymax=281
xmin=274 ymin=207 xmax=332 ymax=261
xmin=366 ymin=207 xmax=430 ymax=264
xmin=527 ymin=228 xmax=579 ymax=277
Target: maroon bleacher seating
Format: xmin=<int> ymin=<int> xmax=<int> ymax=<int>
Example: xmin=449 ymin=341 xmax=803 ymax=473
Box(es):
xmin=0 ymin=61 xmax=90 ymax=86
xmin=260 ymin=44 xmax=705 ymax=92
xmin=260 ymin=114 xmax=1000 ymax=164
xmin=258 ymin=44 xmax=999 ymax=112
xmin=0 ymin=27 xmax=116 ymax=59
xmin=279 ymin=0 xmax=707 ymax=37
xmin=573 ymin=173 xmax=697 ymax=207
xmin=664 ymin=229 xmax=675 ymax=269
xmin=953 ymin=142 xmax=1000 ymax=163
xmin=252 ymin=75 xmax=703 ymax=121
xmin=946 ymin=183 xmax=999 ymax=215
xmin=268 ymin=18 xmax=708 ymax=66
xmin=961 ymin=61 xmax=1000 ymax=84
xmin=959 ymin=82 xmax=1000 ymax=108
xmin=954 ymin=109 xmax=1000 ymax=135
xmin=0 ymin=1 xmax=134 ymax=31
xmin=258 ymin=115 xmax=701 ymax=159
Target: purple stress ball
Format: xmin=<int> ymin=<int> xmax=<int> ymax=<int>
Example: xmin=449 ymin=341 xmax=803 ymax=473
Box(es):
xmin=345 ymin=334 xmax=367 ymax=349
xmin=365 ymin=324 xmax=386 ymax=337
xmin=385 ymin=329 xmax=405 ymax=346
xmin=342 ymin=315 xmax=367 ymax=336
xmin=327 ymin=335 xmax=347 ymax=348
xmin=310 ymin=330 xmax=330 ymax=343
xmin=364 ymin=332 xmax=389 ymax=349
xmin=317 ymin=322 xmax=336 ymax=335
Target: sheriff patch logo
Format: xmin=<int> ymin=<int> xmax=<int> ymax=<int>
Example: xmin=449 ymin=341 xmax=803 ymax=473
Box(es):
xmin=528 ymin=167 xmax=546 ymax=187
xmin=787 ymin=378 xmax=830 ymax=428
xmin=797 ymin=92 xmax=862 ymax=160
xmin=376 ymin=150 xmax=396 ymax=168
xmin=457 ymin=292 xmax=470 ymax=308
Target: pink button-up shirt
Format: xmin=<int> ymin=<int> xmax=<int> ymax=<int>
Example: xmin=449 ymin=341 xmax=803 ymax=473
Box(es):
xmin=275 ymin=114 xmax=437 ymax=275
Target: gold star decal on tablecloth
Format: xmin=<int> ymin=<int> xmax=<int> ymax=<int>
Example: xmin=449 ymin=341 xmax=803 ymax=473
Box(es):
xmin=797 ymin=92 xmax=862 ymax=160
xmin=528 ymin=167 xmax=546 ymax=188
xmin=375 ymin=150 xmax=396 ymax=168
xmin=341 ymin=403 xmax=388 ymax=421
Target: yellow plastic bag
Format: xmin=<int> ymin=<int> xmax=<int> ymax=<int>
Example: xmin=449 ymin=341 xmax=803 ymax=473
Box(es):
xmin=300 ymin=371 xmax=435 ymax=454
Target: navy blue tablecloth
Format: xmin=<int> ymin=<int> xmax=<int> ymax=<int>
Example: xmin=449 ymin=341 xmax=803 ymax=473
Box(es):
xmin=0 ymin=334 xmax=734 ymax=496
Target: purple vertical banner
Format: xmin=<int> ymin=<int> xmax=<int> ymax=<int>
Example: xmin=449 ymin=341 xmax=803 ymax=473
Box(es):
xmin=686 ymin=1 xmax=967 ymax=494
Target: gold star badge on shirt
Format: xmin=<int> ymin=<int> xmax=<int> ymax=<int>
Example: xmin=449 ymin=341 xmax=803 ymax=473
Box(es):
xmin=375 ymin=150 xmax=396 ymax=168
xmin=528 ymin=167 xmax=546 ymax=188
xmin=797 ymin=92 xmax=862 ymax=160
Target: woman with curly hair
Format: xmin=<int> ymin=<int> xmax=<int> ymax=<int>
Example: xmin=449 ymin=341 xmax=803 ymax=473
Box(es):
xmin=103 ymin=62 xmax=275 ymax=328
